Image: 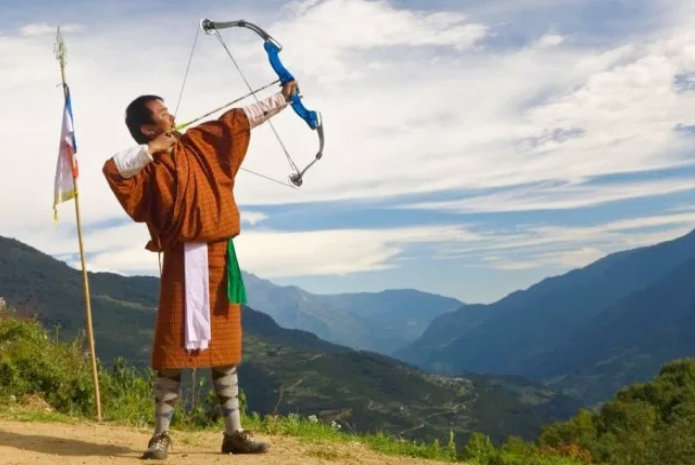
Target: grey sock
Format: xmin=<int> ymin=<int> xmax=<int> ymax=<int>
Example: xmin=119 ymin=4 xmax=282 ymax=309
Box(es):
xmin=153 ymin=368 xmax=181 ymax=435
xmin=212 ymin=365 xmax=242 ymax=433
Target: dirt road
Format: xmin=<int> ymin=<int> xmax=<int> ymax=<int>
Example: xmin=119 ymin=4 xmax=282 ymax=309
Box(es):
xmin=0 ymin=419 xmax=446 ymax=465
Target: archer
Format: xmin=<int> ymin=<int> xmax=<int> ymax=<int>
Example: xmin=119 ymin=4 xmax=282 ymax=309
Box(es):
xmin=103 ymin=80 xmax=297 ymax=459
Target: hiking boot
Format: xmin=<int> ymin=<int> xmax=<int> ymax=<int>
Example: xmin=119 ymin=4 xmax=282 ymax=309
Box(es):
xmin=221 ymin=430 xmax=269 ymax=454
xmin=142 ymin=431 xmax=172 ymax=460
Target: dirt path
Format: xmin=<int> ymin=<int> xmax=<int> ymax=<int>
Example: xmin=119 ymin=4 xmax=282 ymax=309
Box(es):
xmin=0 ymin=419 xmax=447 ymax=465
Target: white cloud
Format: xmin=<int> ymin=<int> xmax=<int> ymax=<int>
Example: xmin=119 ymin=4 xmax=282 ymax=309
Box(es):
xmin=2 ymin=0 xmax=695 ymax=300
xmin=484 ymin=247 xmax=605 ymax=270
xmin=20 ymin=23 xmax=81 ymax=36
xmin=405 ymin=177 xmax=695 ymax=213
xmin=236 ymin=229 xmax=400 ymax=276
xmin=240 ymin=210 xmax=269 ymax=226
xmin=280 ymin=0 xmax=487 ymax=71
xmin=83 ymin=209 xmax=695 ymax=281
xmin=536 ymin=33 xmax=565 ymax=48
xmin=87 ymin=247 xmax=159 ymax=275
xmin=234 ymin=224 xmax=480 ymax=277
xmin=437 ymin=211 xmax=695 ymax=270
xmin=74 ymin=211 xmax=695 ymax=280
xmin=0 ymin=0 xmax=492 ymax=233
xmin=5 ymin=0 xmax=695 ymax=215
xmin=63 ymin=223 xmax=476 ymax=279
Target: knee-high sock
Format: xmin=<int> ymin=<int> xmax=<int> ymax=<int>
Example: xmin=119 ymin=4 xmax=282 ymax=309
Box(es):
xmin=212 ymin=365 xmax=242 ymax=433
xmin=154 ymin=368 xmax=181 ymax=435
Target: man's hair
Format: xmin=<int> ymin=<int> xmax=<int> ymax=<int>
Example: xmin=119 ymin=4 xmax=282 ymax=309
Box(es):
xmin=125 ymin=95 xmax=162 ymax=144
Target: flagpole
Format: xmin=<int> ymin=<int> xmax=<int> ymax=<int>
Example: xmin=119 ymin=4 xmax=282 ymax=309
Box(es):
xmin=55 ymin=26 xmax=102 ymax=422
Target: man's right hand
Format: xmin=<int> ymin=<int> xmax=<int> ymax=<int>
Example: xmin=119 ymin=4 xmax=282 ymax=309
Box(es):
xmin=147 ymin=131 xmax=177 ymax=155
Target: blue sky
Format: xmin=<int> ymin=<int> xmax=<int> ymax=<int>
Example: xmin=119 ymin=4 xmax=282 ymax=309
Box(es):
xmin=1 ymin=0 xmax=695 ymax=303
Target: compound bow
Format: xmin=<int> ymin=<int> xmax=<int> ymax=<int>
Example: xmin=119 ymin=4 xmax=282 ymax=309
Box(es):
xmin=175 ymin=19 xmax=324 ymax=187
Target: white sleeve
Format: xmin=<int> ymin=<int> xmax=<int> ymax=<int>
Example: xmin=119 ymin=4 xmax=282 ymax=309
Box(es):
xmin=111 ymin=144 xmax=153 ymax=178
xmin=242 ymin=92 xmax=288 ymax=129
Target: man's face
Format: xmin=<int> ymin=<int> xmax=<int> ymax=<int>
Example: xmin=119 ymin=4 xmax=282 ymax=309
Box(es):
xmin=141 ymin=99 xmax=175 ymax=140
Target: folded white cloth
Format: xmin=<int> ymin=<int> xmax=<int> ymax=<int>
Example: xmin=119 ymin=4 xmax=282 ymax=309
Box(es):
xmin=184 ymin=242 xmax=211 ymax=351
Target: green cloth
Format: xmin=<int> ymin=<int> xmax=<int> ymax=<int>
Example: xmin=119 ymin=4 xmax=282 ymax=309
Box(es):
xmin=226 ymin=238 xmax=247 ymax=304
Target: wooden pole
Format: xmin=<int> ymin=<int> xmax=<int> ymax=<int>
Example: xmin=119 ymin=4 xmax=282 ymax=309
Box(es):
xmin=55 ymin=26 xmax=102 ymax=422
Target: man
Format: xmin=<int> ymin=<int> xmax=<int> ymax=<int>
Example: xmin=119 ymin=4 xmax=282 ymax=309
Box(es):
xmin=103 ymin=81 xmax=297 ymax=459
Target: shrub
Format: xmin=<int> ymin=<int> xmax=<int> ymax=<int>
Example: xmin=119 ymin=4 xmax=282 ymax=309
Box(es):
xmin=464 ymin=432 xmax=496 ymax=464
xmin=0 ymin=313 xmax=95 ymax=415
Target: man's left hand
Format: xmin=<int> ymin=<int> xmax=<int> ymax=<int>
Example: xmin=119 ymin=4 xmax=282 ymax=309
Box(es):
xmin=282 ymin=80 xmax=298 ymax=102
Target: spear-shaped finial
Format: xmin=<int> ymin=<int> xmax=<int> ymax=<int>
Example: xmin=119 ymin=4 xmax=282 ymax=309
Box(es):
xmin=54 ymin=26 xmax=67 ymax=84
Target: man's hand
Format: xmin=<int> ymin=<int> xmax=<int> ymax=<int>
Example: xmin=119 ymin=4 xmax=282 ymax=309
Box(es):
xmin=147 ymin=131 xmax=177 ymax=155
xmin=281 ymin=80 xmax=298 ymax=102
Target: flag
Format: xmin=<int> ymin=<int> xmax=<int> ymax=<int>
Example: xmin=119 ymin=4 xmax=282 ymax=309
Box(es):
xmin=53 ymin=85 xmax=79 ymax=222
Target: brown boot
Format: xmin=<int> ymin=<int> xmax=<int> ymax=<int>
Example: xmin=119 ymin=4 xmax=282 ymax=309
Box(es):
xmin=142 ymin=431 xmax=172 ymax=460
xmin=221 ymin=430 xmax=269 ymax=454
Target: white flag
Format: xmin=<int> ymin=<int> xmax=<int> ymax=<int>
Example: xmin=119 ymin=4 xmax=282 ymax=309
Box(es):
xmin=53 ymin=86 xmax=79 ymax=222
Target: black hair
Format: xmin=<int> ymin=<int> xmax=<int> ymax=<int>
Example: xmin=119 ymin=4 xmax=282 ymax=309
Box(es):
xmin=125 ymin=95 xmax=162 ymax=144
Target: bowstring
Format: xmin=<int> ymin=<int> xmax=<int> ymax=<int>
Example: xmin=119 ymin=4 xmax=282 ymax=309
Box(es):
xmin=211 ymin=29 xmax=300 ymax=174
xmin=239 ymin=167 xmax=298 ymax=188
xmin=174 ymin=25 xmax=200 ymax=119
xmin=177 ymin=118 xmax=299 ymax=189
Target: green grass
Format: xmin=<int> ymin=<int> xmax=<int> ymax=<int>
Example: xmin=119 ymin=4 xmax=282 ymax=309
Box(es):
xmin=241 ymin=413 xmax=460 ymax=462
xmin=0 ymin=403 xmax=78 ymax=423
xmin=0 ymin=306 xmax=583 ymax=464
xmin=0 ymin=309 xmax=465 ymax=462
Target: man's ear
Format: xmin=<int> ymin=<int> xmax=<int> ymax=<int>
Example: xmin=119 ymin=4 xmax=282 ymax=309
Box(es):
xmin=140 ymin=124 xmax=155 ymax=139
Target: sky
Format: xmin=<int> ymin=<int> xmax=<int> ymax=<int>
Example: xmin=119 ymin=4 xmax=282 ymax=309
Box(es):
xmin=1 ymin=0 xmax=695 ymax=304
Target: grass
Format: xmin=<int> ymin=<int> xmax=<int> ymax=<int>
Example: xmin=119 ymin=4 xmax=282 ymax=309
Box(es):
xmin=243 ymin=413 xmax=460 ymax=462
xmin=0 ymin=399 xmax=461 ymax=462
xmin=0 ymin=402 xmax=78 ymax=424
xmin=0 ymin=307 xmax=583 ymax=465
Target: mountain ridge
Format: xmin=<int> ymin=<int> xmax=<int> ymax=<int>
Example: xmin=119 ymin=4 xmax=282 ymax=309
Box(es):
xmin=397 ymin=229 xmax=695 ymax=403
xmin=243 ymin=270 xmax=463 ymax=354
xmin=0 ymin=234 xmax=579 ymax=444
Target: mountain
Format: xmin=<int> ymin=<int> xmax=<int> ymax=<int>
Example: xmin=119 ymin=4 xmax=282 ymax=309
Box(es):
xmin=394 ymin=303 xmax=492 ymax=369
xmin=540 ymin=258 xmax=695 ymax=403
xmin=240 ymin=310 xmax=580 ymax=446
xmin=0 ymin=236 xmax=459 ymax=361
xmin=398 ymin=230 xmax=695 ymax=403
xmin=0 ymin=236 xmax=159 ymax=364
xmin=243 ymin=272 xmax=463 ymax=354
xmin=0 ymin=235 xmax=579 ymax=444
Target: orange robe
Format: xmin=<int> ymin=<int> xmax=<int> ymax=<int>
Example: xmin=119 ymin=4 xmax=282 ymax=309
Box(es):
xmin=103 ymin=109 xmax=250 ymax=370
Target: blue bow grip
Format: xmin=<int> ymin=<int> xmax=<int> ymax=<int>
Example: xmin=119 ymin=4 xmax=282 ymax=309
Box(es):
xmin=264 ymin=41 xmax=320 ymax=130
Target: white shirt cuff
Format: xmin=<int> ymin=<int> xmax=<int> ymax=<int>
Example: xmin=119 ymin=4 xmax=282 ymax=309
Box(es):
xmin=242 ymin=92 xmax=288 ymax=129
xmin=112 ymin=144 xmax=153 ymax=178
